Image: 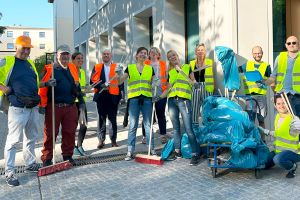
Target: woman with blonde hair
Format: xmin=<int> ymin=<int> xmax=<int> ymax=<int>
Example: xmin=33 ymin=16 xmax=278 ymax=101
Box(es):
xmin=155 ymin=50 xmax=201 ymax=165
xmin=189 ymin=43 xmax=214 ymax=125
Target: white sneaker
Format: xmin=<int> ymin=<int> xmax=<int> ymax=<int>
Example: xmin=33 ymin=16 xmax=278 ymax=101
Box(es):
xmin=124 ymin=152 xmax=133 ymax=161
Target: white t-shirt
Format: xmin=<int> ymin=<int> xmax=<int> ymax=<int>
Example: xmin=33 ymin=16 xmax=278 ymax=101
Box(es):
xmin=104 ymin=63 xmax=110 ymax=83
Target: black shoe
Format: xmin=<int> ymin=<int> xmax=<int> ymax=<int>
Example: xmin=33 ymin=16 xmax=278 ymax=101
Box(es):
xmin=286 ymin=164 xmax=297 ymax=178
xmin=6 ymin=174 xmax=20 ymax=187
xmin=190 ymin=155 xmax=201 ymax=166
xmin=63 ymin=156 xmax=76 ymax=166
xmin=42 ymin=160 xmax=53 ymax=167
xmin=167 ymin=151 xmax=182 ymax=161
xmin=25 ymin=163 xmax=41 ymax=172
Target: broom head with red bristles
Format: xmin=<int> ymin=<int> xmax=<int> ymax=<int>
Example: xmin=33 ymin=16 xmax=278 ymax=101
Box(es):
xmin=38 ymin=161 xmax=73 ymax=177
xmin=135 ymin=154 xmax=164 ymax=165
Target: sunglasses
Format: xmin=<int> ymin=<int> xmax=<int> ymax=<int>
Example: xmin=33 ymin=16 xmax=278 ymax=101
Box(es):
xmin=286 ymin=41 xmax=297 ymax=46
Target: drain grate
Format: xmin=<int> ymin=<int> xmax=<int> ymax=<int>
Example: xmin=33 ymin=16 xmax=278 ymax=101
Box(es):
xmin=0 ymin=151 xmax=150 ymax=175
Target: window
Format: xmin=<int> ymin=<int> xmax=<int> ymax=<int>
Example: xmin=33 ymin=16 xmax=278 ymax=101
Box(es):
xmin=23 ymin=31 xmax=29 ymax=36
xmin=7 ymin=31 xmax=13 ymax=37
xmin=39 ymin=32 xmax=45 ymax=38
xmin=7 ymin=43 xmax=14 ymax=49
xmin=39 ymin=44 xmax=45 ymax=49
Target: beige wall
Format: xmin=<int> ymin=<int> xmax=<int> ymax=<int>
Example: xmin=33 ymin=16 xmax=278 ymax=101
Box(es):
xmin=0 ymin=27 xmax=54 ymax=60
xmin=198 ymin=0 xmax=274 ymax=128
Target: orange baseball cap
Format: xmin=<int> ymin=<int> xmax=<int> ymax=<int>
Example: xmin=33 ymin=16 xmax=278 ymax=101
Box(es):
xmin=15 ymin=35 xmax=33 ymax=48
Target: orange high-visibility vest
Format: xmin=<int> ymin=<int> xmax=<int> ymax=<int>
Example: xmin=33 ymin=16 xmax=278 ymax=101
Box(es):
xmin=144 ymin=59 xmax=167 ymax=91
xmin=38 ymin=63 xmax=79 ymax=107
xmin=90 ymin=63 xmax=119 ymax=95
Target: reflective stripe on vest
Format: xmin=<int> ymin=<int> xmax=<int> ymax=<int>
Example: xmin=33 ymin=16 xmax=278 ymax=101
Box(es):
xmin=243 ymin=61 xmax=268 ymax=95
xmin=91 ymin=63 xmax=119 ymax=95
xmin=274 ymin=114 xmax=300 ymax=154
xmin=127 ymin=64 xmax=152 ymax=99
xmin=275 ymin=52 xmax=300 ymax=93
xmin=144 ymin=60 xmax=168 ymax=91
xmin=189 ymin=58 xmax=214 ymax=92
xmin=0 ymin=56 xmax=39 ymax=98
xmin=168 ymin=64 xmax=192 ymax=100
xmin=38 ymin=63 xmax=78 ymax=107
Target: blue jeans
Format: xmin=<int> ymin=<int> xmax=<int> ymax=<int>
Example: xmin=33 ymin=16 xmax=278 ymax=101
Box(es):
xmin=168 ymin=97 xmax=200 ymax=154
xmin=127 ymin=97 xmax=154 ymax=153
xmin=265 ymin=150 xmax=300 ymax=170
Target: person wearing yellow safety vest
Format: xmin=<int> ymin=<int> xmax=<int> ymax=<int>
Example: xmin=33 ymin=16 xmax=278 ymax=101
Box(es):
xmin=71 ymin=52 xmax=88 ymax=156
xmin=265 ymin=36 xmax=300 ymax=118
xmin=0 ymin=36 xmax=50 ymax=187
xmin=239 ymin=46 xmax=271 ymax=139
xmin=262 ymin=94 xmax=300 ymax=178
xmin=189 ymin=43 xmax=214 ymax=125
xmin=90 ymin=49 xmax=121 ymax=149
xmin=156 ymin=50 xmax=201 ymax=166
xmin=117 ymin=47 xmax=156 ymax=161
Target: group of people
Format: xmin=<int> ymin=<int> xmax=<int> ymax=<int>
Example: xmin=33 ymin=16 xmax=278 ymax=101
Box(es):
xmin=1 ymin=34 xmax=300 ymax=187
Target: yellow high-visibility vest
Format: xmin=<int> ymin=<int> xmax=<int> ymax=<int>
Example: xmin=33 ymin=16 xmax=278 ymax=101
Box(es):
xmin=275 ymin=52 xmax=300 ymax=93
xmin=243 ymin=61 xmax=268 ymax=95
xmin=189 ymin=58 xmax=214 ymax=92
xmin=127 ymin=64 xmax=153 ymax=99
xmin=168 ymin=64 xmax=192 ymax=100
xmin=274 ymin=114 xmax=300 ymax=154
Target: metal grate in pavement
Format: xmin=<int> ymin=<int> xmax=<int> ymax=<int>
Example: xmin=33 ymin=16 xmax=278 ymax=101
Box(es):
xmin=0 ymin=152 xmax=148 ymax=175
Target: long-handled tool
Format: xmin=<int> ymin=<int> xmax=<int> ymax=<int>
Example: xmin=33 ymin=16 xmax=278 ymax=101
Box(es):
xmin=38 ymin=63 xmax=72 ymax=177
xmin=280 ymin=93 xmax=295 ymax=118
xmin=135 ymin=86 xmax=163 ymax=165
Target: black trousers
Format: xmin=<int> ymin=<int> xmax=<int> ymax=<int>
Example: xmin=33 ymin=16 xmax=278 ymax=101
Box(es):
xmin=75 ymin=102 xmax=88 ymax=147
xmin=96 ymin=92 xmax=120 ymax=143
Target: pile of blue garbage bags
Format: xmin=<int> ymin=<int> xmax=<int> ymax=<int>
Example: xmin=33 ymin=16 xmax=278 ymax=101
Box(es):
xmin=162 ymin=96 xmax=269 ymax=168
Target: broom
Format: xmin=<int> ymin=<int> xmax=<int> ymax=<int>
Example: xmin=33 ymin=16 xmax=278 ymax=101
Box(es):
xmin=135 ymin=85 xmax=163 ymax=165
xmin=38 ymin=63 xmax=72 ymax=177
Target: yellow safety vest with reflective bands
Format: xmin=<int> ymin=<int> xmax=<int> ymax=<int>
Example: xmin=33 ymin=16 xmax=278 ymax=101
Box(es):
xmin=243 ymin=61 xmax=268 ymax=95
xmin=168 ymin=64 xmax=192 ymax=100
xmin=189 ymin=58 xmax=214 ymax=92
xmin=127 ymin=64 xmax=153 ymax=99
xmin=275 ymin=52 xmax=300 ymax=93
xmin=274 ymin=114 xmax=300 ymax=154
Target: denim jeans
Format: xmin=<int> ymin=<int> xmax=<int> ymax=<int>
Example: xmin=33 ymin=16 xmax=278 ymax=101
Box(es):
xmin=5 ymin=106 xmax=40 ymax=176
xmin=168 ymin=98 xmax=200 ymax=154
xmin=265 ymin=150 xmax=300 ymax=170
xmin=128 ymin=97 xmax=154 ymax=153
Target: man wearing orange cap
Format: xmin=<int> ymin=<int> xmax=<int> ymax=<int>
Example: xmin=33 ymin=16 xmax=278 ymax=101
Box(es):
xmin=0 ymin=35 xmax=46 ymax=187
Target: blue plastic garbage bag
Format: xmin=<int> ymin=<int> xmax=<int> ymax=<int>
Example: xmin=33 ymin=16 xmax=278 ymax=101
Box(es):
xmin=203 ymin=120 xmax=245 ymax=144
xmin=181 ymin=133 xmax=192 ymax=159
xmin=256 ymin=143 xmax=270 ymax=166
xmin=161 ymin=138 xmax=175 ymax=160
xmin=228 ymin=150 xmax=257 ymax=168
xmin=215 ymin=46 xmax=240 ymax=90
xmin=193 ymin=125 xmax=208 ymax=144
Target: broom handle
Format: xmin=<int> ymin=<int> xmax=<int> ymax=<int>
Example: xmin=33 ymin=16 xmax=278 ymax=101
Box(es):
xmin=148 ymin=86 xmax=157 ymax=156
xmin=51 ymin=63 xmax=56 ymax=164
xmin=280 ymin=93 xmax=294 ymax=118
xmin=283 ymin=92 xmax=295 ymax=118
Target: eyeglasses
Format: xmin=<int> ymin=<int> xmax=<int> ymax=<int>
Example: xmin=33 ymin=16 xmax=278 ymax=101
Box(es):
xmin=286 ymin=41 xmax=297 ymax=46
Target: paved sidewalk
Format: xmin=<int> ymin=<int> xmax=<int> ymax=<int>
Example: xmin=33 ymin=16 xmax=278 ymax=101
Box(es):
xmin=0 ymin=101 xmax=300 ymax=199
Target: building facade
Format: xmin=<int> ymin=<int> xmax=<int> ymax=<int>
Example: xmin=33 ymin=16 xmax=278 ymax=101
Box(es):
xmin=49 ymin=0 xmax=74 ymax=52
xmin=0 ymin=26 xmax=54 ymax=60
xmin=72 ymin=0 xmax=300 ymax=128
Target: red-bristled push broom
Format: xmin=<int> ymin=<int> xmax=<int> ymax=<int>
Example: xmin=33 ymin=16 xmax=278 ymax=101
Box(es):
xmin=135 ymin=86 xmax=163 ymax=165
xmin=38 ymin=62 xmax=72 ymax=176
